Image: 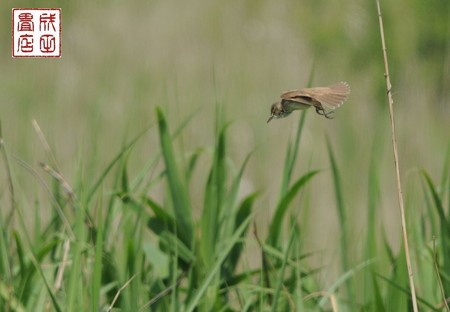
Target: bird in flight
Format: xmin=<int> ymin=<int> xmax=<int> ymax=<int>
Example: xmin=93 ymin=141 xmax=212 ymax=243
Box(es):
xmin=267 ymin=82 xmax=350 ymax=122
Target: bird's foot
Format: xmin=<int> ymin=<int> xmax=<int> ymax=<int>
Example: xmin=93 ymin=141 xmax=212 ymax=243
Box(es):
xmin=315 ymin=107 xmax=335 ymax=119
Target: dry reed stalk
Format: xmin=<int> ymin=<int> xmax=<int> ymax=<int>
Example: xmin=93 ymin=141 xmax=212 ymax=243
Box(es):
xmin=375 ymin=0 xmax=419 ymax=311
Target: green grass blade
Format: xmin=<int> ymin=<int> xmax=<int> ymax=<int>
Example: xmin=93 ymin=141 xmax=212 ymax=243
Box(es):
xmin=221 ymin=151 xmax=254 ymax=262
xmin=268 ymin=170 xmax=320 ymax=247
xmin=201 ymin=124 xmax=228 ymax=267
xmin=279 ymin=66 xmax=314 ymax=195
xmin=318 ymin=259 xmax=375 ymax=307
xmin=120 ymin=151 xmax=131 ymax=195
xmin=226 ymin=151 xmax=253 ymax=215
xmin=0 ymin=280 xmax=25 ymax=312
xmin=91 ymin=193 xmax=104 ymax=312
xmin=364 ymin=135 xmax=383 ymax=303
xmin=326 ymin=138 xmax=353 ymax=299
xmin=222 ymin=192 xmax=259 ymax=279
xmin=376 ymin=273 xmax=439 ymax=311
xmin=372 ymin=274 xmax=386 ymax=311
xmin=67 ymin=197 xmax=87 ymax=311
xmin=16 ymin=238 xmax=59 ymax=304
xmin=34 ymin=263 xmax=62 ymax=312
xmin=156 ymin=107 xmax=194 ymax=248
xmin=292 ymin=223 xmax=305 ymax=312
xmin=421 ymin=170 xmax=450 ymax=293
xmin=87 ymin=126 xmax=151 ymax=204
xmin=280 ymin=112 xmax=307 ymax=195
xmin=271 ymin=221 xmax=298 ymax=312
xmin=185 ymin=148 xmax=203 ymax=182
xmin=130 ymin=108 xmax=200 ymax=193
xmin=145 ymin=196 xmax=176 ymax=234
xmin=185 ymin=214 xmax=252 ymax=312
xmin=422 ymin=171 xmax=448 ymax=221
xmin=145 ymin=195 xmax=195 ymax=265
xmin=439 ymin=142 xmax=450 ymax=194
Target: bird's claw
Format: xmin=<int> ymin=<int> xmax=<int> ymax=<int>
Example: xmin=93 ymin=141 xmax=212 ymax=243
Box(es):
xmin=315 ymin=107 xmax=335 ymax=119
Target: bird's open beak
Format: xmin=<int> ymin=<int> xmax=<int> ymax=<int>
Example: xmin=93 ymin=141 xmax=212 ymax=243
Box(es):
xmin=267 ymin=115 xmax=274 ymax=123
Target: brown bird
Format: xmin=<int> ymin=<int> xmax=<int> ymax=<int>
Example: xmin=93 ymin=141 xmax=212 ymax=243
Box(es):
xmin=267 ymin=82 xmax=350 ymax=123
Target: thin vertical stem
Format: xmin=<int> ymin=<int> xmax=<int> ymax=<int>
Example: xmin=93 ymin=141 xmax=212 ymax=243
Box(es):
xmin=433 ymin=236 xmax=450 ymax=312
xmin=375 ymin=0 xmax=419 ymax=311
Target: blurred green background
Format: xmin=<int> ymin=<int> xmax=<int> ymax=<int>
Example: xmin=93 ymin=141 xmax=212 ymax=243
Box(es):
xmin=1 ymin=0 xmax=449 ymax=308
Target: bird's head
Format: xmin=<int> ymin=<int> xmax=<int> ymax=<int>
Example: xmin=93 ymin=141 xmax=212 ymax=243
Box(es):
xmin=267 ymin=101 xmax=292 ymax=123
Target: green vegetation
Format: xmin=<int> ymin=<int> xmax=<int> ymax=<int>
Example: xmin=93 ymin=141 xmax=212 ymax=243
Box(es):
xmin=1 ymin=0 xmax=449 ymax=311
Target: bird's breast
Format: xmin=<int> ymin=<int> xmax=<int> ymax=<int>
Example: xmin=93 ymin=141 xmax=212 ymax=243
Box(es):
xmin=282 ymin=100 xmax=312 ymax=111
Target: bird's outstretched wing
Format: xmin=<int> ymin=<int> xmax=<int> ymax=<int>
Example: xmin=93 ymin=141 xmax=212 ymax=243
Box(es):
xmin=280 ymin=82 xmax=350 ymax=111
xmin=280 ymin=90 xmax=318 ymax=107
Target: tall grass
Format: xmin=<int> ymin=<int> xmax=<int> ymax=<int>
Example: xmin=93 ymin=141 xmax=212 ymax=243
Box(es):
xmin=1 ymin=0 xmax=450 ymax=311
xmin=1 ymin=97 xmax=450 ymax=311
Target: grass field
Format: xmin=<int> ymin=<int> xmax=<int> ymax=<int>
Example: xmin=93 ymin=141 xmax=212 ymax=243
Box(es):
xmin=1 ymin=0 xmax=450 ymax=311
